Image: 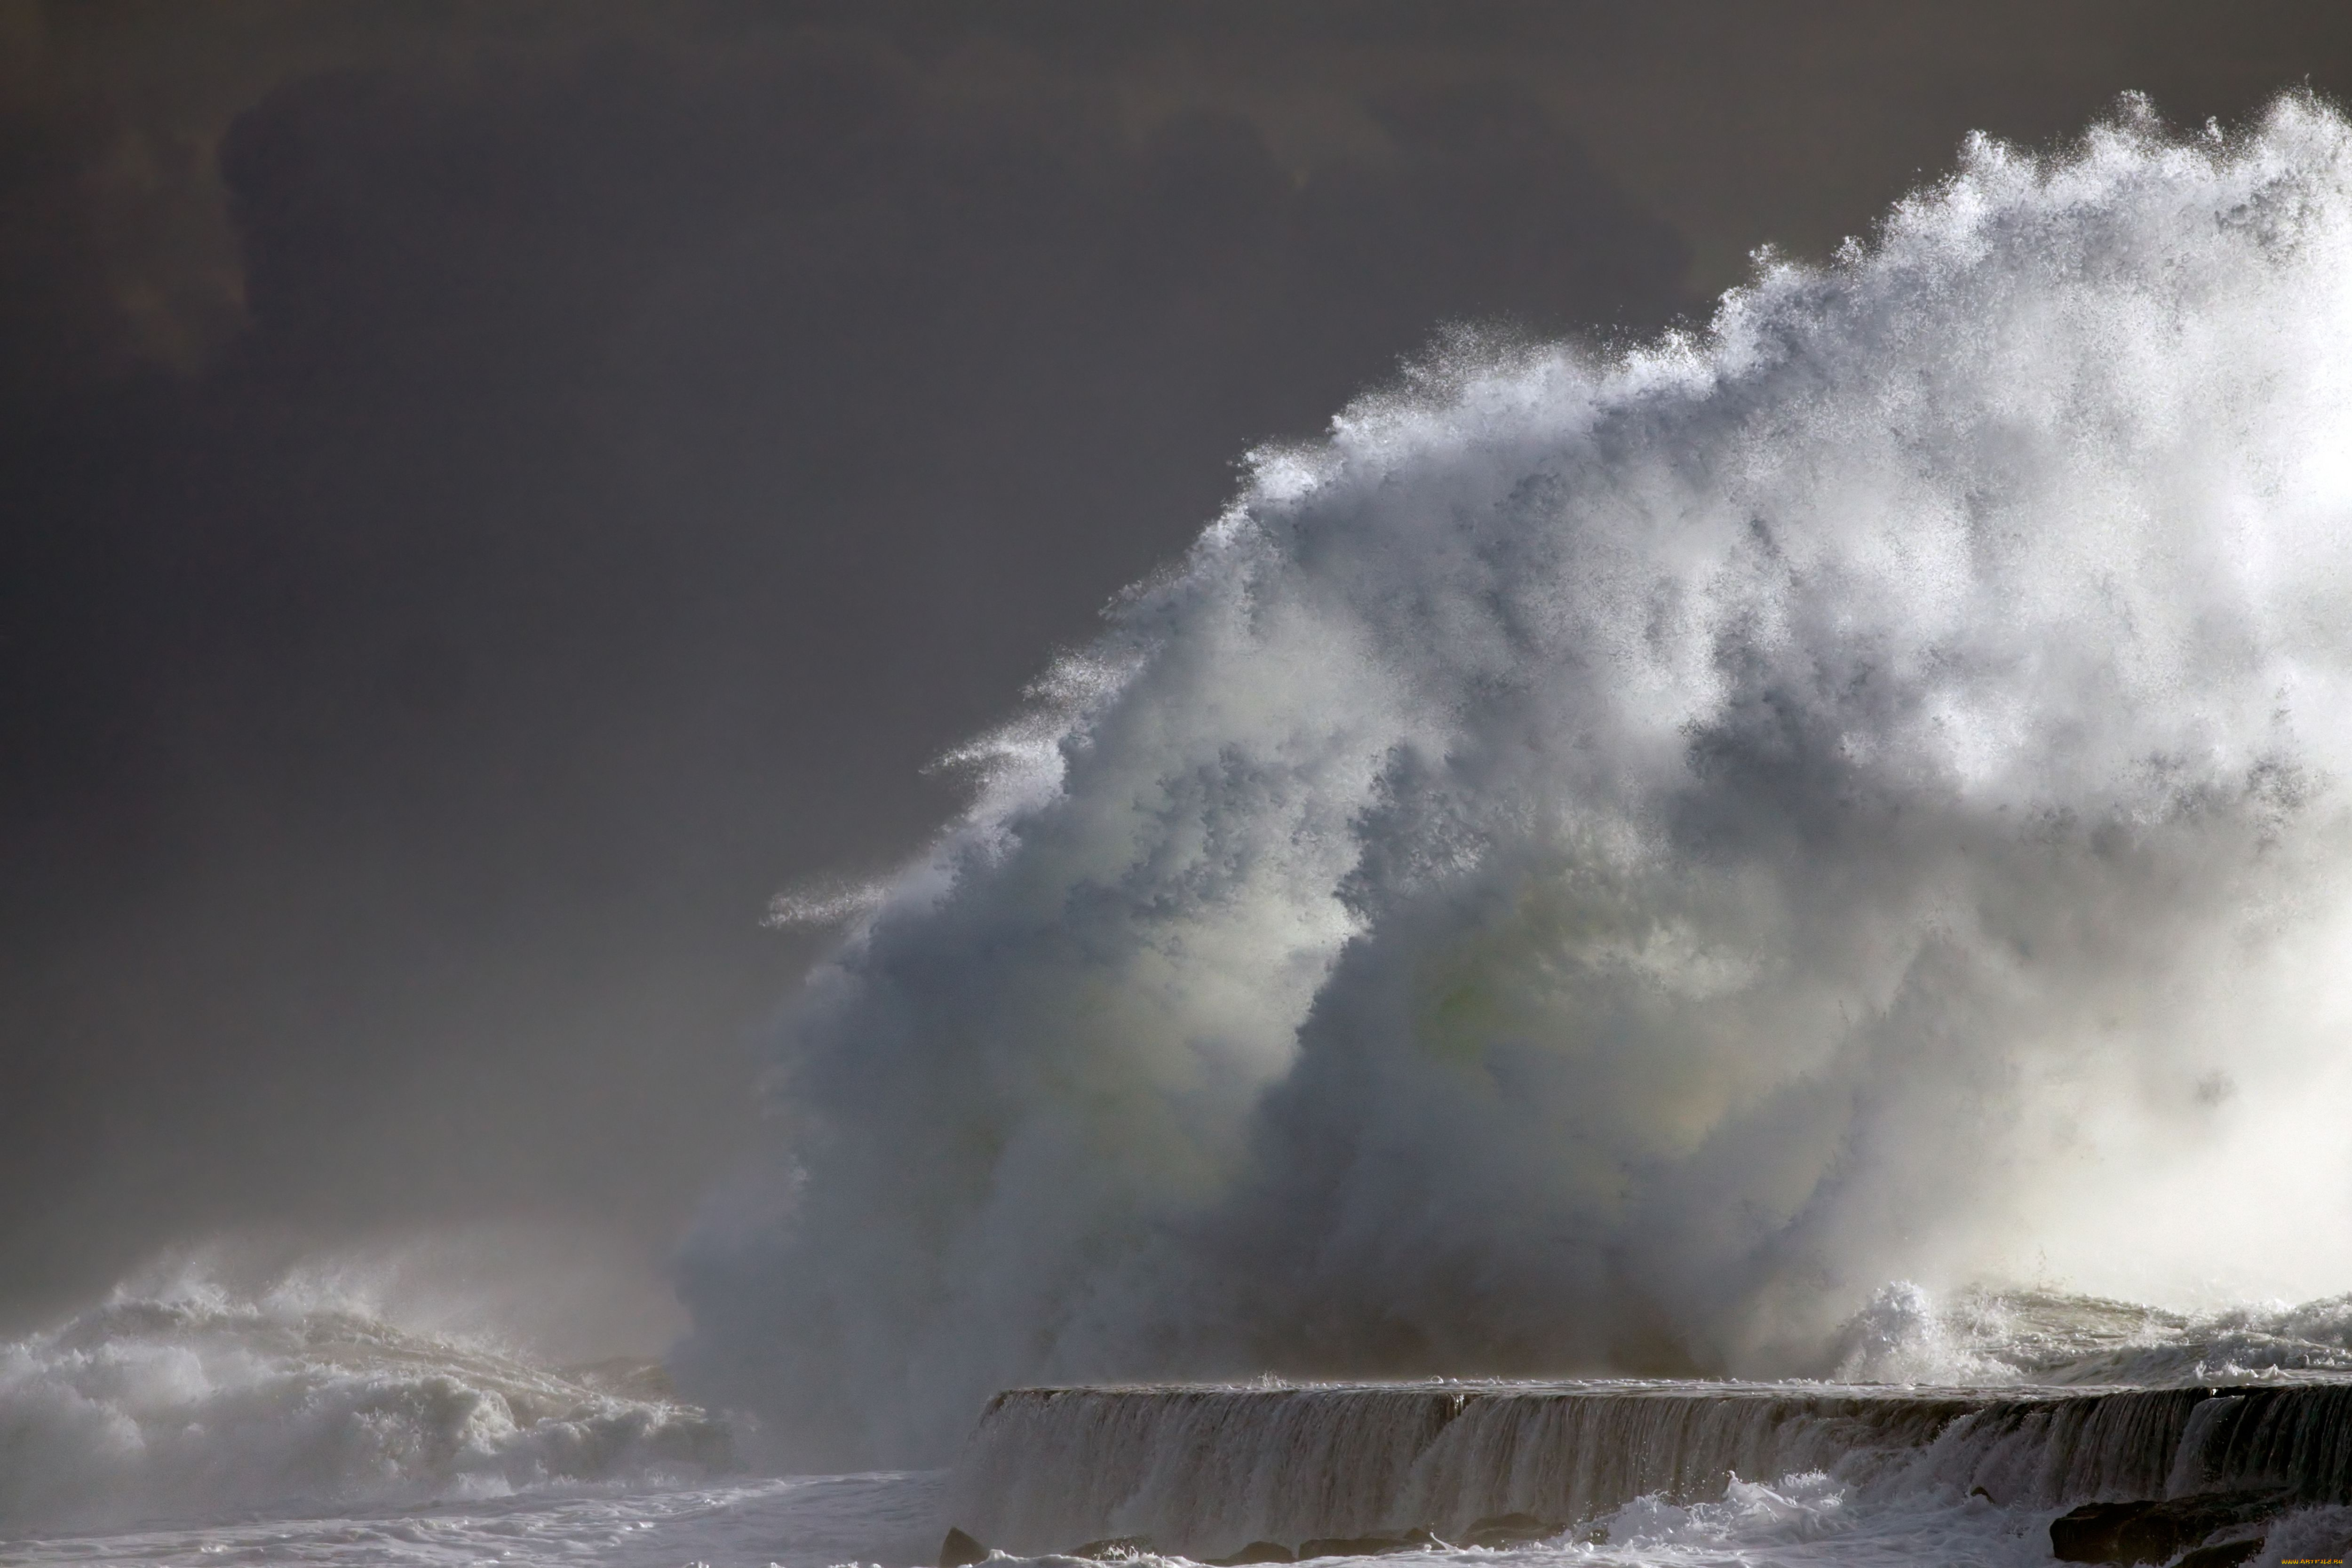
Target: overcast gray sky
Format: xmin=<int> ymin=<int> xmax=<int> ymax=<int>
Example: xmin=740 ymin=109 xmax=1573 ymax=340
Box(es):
xmin=5 ymin=0 xmax=2350 ymax=1355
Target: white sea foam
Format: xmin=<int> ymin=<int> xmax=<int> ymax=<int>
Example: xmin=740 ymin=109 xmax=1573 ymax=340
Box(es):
xmin=0 ymin=1273 xmax=731 ymax=1534
xmin=1832 ymin=1283 xmax=2352 ymax=1386
xmin=676 ymin=94 xmax=2352 ymax=1468
xmin=0 ymin=1469 xmax=946 ymax=1568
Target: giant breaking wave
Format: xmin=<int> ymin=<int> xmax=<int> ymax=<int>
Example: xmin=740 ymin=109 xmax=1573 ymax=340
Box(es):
xmin=676 ymin=96 xmax=2352 ymax=1468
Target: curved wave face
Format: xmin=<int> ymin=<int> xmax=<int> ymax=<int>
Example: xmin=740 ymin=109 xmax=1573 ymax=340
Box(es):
xmin=0 ymin=1284 xmax=731 ymax=1532
xmin=676 ymin=96 xmax=2352 ymax=1468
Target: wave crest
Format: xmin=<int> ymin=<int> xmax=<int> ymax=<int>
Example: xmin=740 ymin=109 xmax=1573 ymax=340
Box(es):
xmin=0 ymin=1283 xmax=731 ymax=1532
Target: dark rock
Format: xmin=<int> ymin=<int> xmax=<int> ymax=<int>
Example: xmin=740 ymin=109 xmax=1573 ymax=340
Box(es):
xmin=1295 ymin=1528 xmax=1444 ymax=1559
xmin=2175 ymin=1541 xmax=2264 ymax=1568
xmin=1460 ymin=1514 xmax=1563 ymax=1550
xmin=940 ymin=1526 xmax=991 ymax=1568
xmin=1203 ymin=1544 xmax=1294 ymax=1565
xmin=1069 ymin=1539 xmax=1153 ymax=1560
xmin=2052 ymin=1501 xmax=2141 ymax=1560
xmin=2049 ymin=1491 xmax=2292 ymax=1565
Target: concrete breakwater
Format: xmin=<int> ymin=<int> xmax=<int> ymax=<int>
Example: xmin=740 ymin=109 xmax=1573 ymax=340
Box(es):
xmin=945 ymin=1380 xmax=2352 ymax=1560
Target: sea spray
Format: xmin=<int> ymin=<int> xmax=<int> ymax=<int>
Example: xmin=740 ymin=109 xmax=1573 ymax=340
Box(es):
xmin=676 ymin=95 xmax=2352 ymax=1467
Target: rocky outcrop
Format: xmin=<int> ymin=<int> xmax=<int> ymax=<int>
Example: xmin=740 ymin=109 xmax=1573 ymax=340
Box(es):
xmin=2048 ymin=1491 xmax=2288 ymax=1565
xmin=1295 ymin=1528 xmax=1445 ymax=1559
xmin=939 ymin=1526 xmax=991 ymax=1568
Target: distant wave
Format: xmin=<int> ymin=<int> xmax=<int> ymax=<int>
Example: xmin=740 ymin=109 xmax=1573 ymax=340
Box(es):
xmin=677 ymin=93 xmax=2352 ymax=1467
xmin=1832 ymin=1284 xmax=2352 ymax=1387
xmin=0 ymin=1279 xmax=730 ymax=1533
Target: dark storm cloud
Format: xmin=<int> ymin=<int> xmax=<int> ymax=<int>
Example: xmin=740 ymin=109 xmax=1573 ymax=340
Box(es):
xmin=6 ymin=0 xmax=2352 ymax=1352
xmin=0 ymin=9 xmax=1693 ymax=1341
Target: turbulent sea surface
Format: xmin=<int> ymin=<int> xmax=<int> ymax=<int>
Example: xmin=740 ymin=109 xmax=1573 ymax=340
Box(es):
xmin=18 ymin=95 xmax=2352 ymax=1568
xmin=5 ymin=1283 xmax=2351 ymax=1565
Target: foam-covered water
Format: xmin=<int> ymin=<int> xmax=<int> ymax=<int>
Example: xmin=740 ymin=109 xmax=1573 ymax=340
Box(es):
xmin=675 ymin=92 xmax=2352 ymax=1471
xmin=0 ymin=1274 xmax=960 ymax=1565
xmin=9 ymin=1281 xmax=2348 ymax=1565
xmin=0 ymin=1279 xmax=729 ymax=1536
xmin=0 ymin=1470 xmax=946 ymax=1568
xmin=1829 ymin=1284 xmax=2352 ymax=1387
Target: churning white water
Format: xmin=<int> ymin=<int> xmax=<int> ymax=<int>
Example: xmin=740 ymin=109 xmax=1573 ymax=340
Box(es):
xmin=11 ymin=1293 xmax=2352 ymax=1565
xmin=0 ymin=1278 xmax=731 ymax=1532
xmin=674 ymin=94 xmax=2352 ymax=1472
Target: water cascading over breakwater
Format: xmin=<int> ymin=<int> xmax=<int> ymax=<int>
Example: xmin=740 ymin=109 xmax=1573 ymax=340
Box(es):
xmin=676 ymin=94 xmax=2352 ymax=1472
xmin=948 ymin=1376 xmax=2352 ymax=1557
